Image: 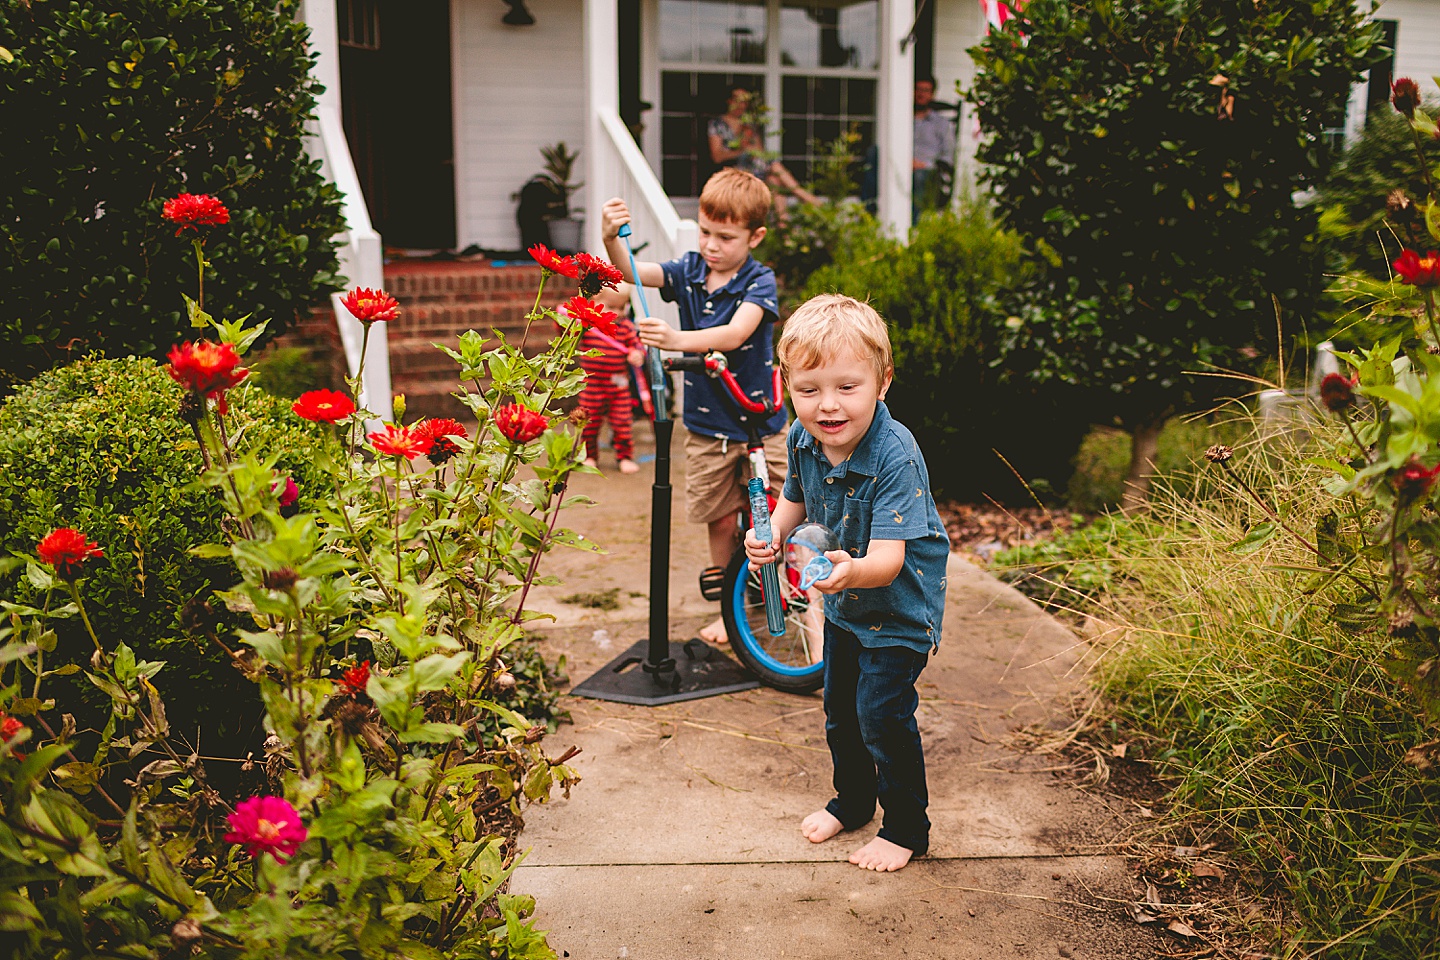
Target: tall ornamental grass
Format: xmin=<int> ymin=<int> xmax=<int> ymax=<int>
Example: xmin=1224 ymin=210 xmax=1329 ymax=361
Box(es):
xmin=1096 ymin=417 xmax=1440 ymax=957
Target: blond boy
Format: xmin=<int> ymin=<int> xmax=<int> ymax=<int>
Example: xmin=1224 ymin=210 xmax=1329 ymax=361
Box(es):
xmin=601 ymin=168 xmax=787 ymax=644
xmin=745 ymin=294 xmax=950 ymax=871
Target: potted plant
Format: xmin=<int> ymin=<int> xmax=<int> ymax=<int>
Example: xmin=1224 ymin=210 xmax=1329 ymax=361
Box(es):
xmin=540 ymin=141 xmax=582 ymax=251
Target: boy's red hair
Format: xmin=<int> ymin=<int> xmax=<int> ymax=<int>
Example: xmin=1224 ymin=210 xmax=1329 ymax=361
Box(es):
xmin=699 ymin=168 xmax=772 ymax=231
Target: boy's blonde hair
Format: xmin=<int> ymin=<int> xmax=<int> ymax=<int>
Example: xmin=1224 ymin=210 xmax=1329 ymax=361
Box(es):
xmin=777 ymin=294 xmax=893 ymax=385
xmin=700 ymin=168 xmax=772 ymax=231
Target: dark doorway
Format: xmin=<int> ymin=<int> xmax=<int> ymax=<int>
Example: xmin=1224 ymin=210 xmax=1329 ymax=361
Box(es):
xmin=338 ymin=0 xmax=456 ymax=250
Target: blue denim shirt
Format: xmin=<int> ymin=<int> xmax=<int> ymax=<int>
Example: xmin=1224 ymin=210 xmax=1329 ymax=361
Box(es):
xmin=659 ymin=252 xmax=787 ymax=441
xmin=781 ymin=403 xmax=950 ymax=653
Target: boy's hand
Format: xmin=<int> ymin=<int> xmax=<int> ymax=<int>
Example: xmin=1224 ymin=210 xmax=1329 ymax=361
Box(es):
xmin=637 ymin=317 xmax=680 ymax=350
xmin=600 ymin=198 xmax=631 ymax=240
xmin=744 ymin=527 xmax=777 ymax=567
xmin=812 ymin=550 xmax=856 ymax=594
xmin=627 ymin=349 xmax=646 ymax=366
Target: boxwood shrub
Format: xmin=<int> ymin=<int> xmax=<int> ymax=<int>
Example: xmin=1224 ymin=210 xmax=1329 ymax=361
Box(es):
xmin=0 ymin=0 xmax=344 ymax=388
xmin=0 ymin=356 xmax=330 ymax=746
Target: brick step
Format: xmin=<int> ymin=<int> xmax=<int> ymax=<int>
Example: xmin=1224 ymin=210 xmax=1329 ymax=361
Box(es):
xmin=384 ymin=261 xmax=549 ymax=300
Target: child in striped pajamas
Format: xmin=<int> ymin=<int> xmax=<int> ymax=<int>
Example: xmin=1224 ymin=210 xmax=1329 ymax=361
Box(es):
xmin=577 ymin=283 xmax=646 ymax=474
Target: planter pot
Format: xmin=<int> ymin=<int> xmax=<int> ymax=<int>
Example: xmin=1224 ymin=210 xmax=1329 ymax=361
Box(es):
xmin=548 ymin=216 xmax=583 ymax=253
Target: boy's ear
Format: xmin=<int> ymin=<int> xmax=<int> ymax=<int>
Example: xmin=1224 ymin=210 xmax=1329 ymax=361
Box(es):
xmin=747 ymin=225 xmax=767 ymax=249
xmin=878 ymin=373 xmax=893 ymax=402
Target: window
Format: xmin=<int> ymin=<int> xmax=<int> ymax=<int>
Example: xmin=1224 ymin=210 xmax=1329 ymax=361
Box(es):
xmin=338 ymin=0 xmax=381 ymax=50
xmin=656 ymin=0 xmax=879 ymax=197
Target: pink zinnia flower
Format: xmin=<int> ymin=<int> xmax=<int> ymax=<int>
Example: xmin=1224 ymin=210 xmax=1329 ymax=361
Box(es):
xmin=273 ymin=476 xmax=299 ymax=508
xmin=224 ymin=795 xmax=307 ymax=863
xmin=368 ymin=424 xmax=432 ymax=460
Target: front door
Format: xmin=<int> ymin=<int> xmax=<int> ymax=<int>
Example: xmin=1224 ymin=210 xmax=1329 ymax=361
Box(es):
xmin=338 ymin=0 xmax=456 ymax=250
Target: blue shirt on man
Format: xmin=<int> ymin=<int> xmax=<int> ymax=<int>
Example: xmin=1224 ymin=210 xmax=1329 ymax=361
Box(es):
xmin=782 ymin=402 xmax=950 ymax=654
xmin=659 ymin=251 xmax=787 ymax=440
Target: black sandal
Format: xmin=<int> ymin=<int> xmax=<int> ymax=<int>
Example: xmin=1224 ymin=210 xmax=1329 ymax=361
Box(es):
xmin=698 ymin=565 xmax=726 ymax=602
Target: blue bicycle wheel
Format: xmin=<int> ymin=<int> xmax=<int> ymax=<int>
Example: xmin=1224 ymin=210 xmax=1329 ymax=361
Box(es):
xmin=721 ymin=549 xmax=824 ymax=693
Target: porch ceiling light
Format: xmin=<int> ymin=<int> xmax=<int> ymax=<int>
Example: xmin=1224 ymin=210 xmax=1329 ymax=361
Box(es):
xmin=501 ymin=0 xmax=535 ymax=26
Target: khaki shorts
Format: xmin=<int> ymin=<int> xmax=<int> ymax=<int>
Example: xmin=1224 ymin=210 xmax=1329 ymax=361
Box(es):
xmin=683 ymin=429 xmax=790 ymax=525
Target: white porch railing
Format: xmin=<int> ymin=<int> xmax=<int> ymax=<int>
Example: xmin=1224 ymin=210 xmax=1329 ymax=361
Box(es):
xmin=299 ymin=0 xmax=391 ymax=419
xmin=584 ymin=0 xmax=696 ymax=330
xmin=590 ymin=109 xmax=698 ymax=329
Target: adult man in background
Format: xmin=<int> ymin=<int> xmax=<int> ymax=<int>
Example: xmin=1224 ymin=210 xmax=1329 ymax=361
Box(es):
xmin=912 ymin=77 xmax=954 ymax=224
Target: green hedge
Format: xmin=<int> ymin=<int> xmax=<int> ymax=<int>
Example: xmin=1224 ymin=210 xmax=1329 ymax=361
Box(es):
xmin=801 ymin=202 xmax=1092 ymax=501
xmin=0 ymin=0 xmax=345 ymax=388
xmin=0 ymin=356 xmax=330 ymax=744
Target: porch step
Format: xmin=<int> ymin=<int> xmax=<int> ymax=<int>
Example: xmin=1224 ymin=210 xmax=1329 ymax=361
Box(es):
xmin=385 ymin=260 xmax=566 ymax=419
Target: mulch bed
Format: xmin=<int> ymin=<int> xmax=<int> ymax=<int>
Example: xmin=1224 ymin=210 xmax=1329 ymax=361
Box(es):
xmin=936 ymin=500 xmax=1082 ymax=560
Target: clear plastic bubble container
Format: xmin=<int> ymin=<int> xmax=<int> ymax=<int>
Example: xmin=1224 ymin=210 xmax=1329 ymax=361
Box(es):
xmin=786 ymin=522 xmax=840 ymax=591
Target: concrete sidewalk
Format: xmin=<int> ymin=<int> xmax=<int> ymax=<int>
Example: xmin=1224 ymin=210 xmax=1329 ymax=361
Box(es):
xmin=514 ymin=428 xmax=1151 ymax=958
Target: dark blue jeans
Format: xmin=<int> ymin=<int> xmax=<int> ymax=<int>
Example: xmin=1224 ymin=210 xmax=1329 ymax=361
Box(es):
xmin=822 ymin=621 xmax=931 ymax=855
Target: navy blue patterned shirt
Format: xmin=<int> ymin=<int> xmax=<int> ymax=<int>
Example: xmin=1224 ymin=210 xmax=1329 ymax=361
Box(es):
xmin=781 ymin=402 xmax=950 ymax=653
xmin=658 ymin=252 xmax=787 ymax=440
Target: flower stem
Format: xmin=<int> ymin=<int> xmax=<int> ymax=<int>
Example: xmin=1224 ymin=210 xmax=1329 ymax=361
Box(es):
xmin=193 ymin=238 xmax=206 ymax=314
xmin=519 ymin=272 xmax=548 ymax=354
xmin=67 ymin=582 xmax=102 ymax=653
xmin=1424 ymin=289 xmax=1440 ymax=348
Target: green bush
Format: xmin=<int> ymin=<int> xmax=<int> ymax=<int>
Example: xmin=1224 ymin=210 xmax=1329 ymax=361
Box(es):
xmin=757 ymin=199 xmax=874 ymax=305
xmin=1096 ymin=420 xmax=1440 ymax=956
xmin=0 ymin=355 xmax=329 ymax=742
xmin=0 ymin=0 xmax=345 ymax=389
xmin=801 ymin=201 xmax=1092 ymax=501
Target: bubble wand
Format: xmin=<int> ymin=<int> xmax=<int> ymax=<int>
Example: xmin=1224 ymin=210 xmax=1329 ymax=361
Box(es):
xmin=617 ymin=223 xmax=668 ymax=422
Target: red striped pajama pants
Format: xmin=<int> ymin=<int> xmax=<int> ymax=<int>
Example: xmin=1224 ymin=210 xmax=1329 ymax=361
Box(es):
xmin=580 ymin=372 xmax=635 ymax=461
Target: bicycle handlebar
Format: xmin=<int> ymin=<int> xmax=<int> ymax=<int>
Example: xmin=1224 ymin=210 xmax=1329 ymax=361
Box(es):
xmin=663 ymin=352 xmax=783 ymax=415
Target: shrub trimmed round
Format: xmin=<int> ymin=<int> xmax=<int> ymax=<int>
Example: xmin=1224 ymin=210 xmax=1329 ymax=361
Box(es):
xmin=0 ymin=356 xmax=329 ymax=744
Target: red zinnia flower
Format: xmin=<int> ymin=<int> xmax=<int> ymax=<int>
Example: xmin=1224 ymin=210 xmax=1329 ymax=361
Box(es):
xmin=1392 ymin=77 xmax=1421 ymax=117
xmin=339 ymin=660 xmax=371 ymax=696
xmin=1396 ymin=457 xmax=1440 ymax=499
xmin=273 ymin=476 xmax=299 ymax=508
xmin=341 ymin=287 xmax=400 ymax=324
xmin=1394 ymin=249 xmax=1440 ymax=287
xmin=494 ymin=403 xmax=549 ymax=444
xmin=368 ymin=424 xmax=432 ymax=460
xmin=224 ymin=795 xmax=308 ymax=863
xmin=0 ymin=714 xmax=25 ymax=758
xmin=292 ymin=389 xmax=356 ymax=423
xmin=562 ymin=296 xmax=619 ymax=337
xmin=37 ymin=528 xmax=104 ymax=580
xmin=1319 ymin=373 xmax=1358 ymax=413
xmin=167 ymin=341 xmax=249 ymax=399
xmin=572 ymin=252 xmax=626 ymax=296
xmin=162 ymin=193 xmax=230 ymax=236
xmin=415 ymin=418 xmax=468 ymax=464
xmin=528 ymin=243 xmax=579 ymax=280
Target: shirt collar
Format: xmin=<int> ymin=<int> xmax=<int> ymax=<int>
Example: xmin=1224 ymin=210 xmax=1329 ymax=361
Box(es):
xmin=796 ymin=401 xmax=892 ymax=478
xmin=681 ymin=252 xmax=760 ymax=295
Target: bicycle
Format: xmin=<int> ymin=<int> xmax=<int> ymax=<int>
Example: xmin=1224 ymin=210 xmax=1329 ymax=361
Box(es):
xmin=663 ymin=352 xmax=825 ymax=694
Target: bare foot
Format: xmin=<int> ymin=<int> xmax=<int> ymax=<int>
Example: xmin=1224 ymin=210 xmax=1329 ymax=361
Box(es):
xmin=618 ymin=458 xmax=639 ymax=474
xmin=848 ymin=836 xmax=914 ymax=872
xmin=698 ymin=615 xmax=729 ymax=645
xmin=583 ymin=457 xmax=598 ymax=468
xmin=801 ymin=809 xmax=844 ymax=844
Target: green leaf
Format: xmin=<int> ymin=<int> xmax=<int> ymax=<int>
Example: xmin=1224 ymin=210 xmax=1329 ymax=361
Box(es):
xmin=549 ymin=528 xmax=606 ymax=553
xmin=1228 ymin=522 xmax=1278 ymax=555
xmin=188 ymin=543 xmax=232 ymax=559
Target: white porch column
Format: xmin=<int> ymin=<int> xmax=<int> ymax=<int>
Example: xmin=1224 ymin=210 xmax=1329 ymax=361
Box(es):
xmin=298 ymin=0 xmax=390 ymax=419
xmin=878 ymin=0 xmax=915 ymax=238
xmin=585 ymin=0 xmax=620 ymax=256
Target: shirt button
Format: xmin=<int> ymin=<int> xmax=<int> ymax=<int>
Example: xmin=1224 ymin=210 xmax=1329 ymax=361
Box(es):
xmin=826 ymin=478 xmax=833 ymax=484
xmin=705 ymin=301 xmax=713 ymax=309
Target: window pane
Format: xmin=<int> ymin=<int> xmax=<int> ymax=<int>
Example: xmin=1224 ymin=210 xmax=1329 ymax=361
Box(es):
xmin=661 ymin=71 xmax=765 ymax=197
xmin=779 ymin=1 xmax=878 ymax=70
xmin=659 ymin=0 xmax=768 ymax=65
xmin=779 ymin=75 xmax=876 ymax=187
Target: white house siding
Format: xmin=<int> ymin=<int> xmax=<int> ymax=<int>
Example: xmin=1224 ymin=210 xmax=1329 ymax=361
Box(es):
xmin=452 ymin=0 xmax=587 ymax=250
xmin=934 ymin=0 xmax=986 ymax=186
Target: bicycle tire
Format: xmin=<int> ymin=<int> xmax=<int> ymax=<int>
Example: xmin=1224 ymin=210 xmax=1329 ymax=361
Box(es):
xmin=721 ymin=548 xmax=825 ymax=694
